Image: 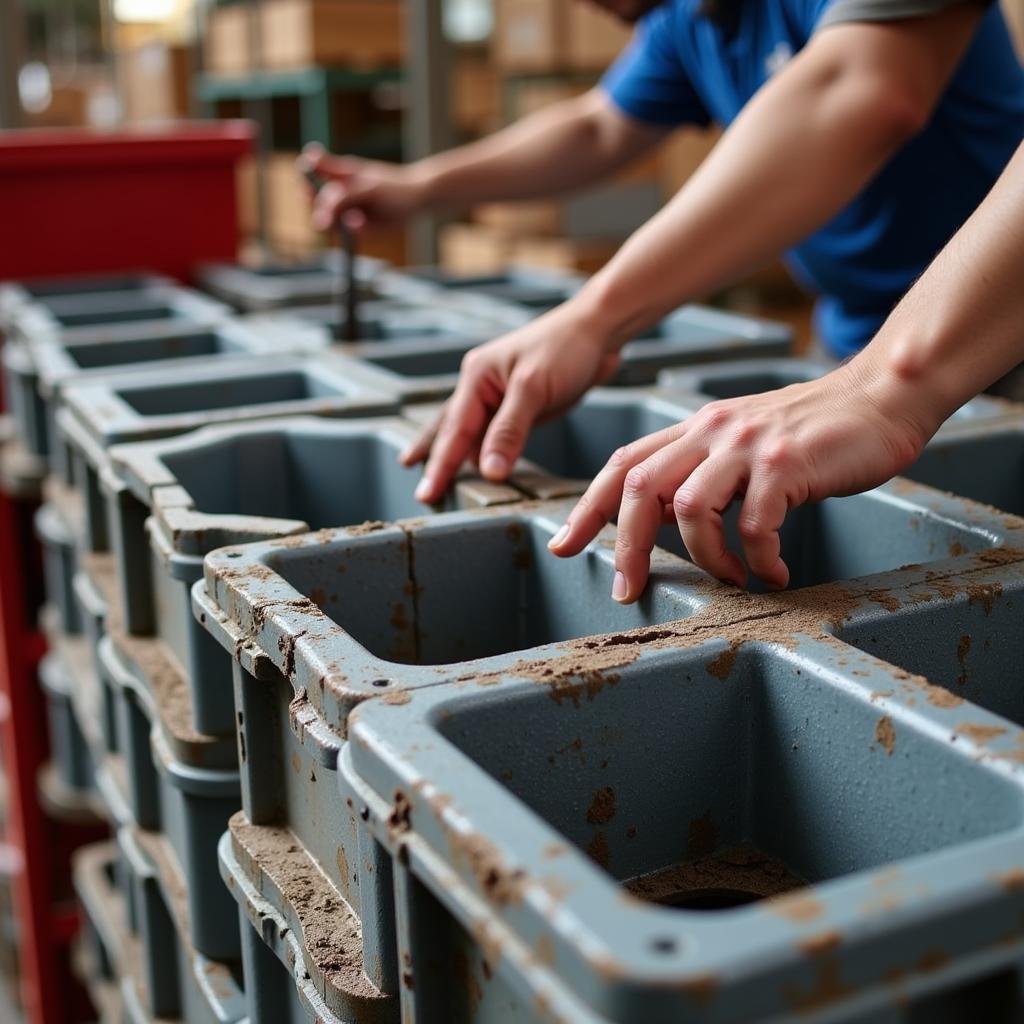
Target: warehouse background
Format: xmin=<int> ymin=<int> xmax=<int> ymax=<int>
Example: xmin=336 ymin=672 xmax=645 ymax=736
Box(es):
xmin=0 ymin=0 xmax=944 ymax=347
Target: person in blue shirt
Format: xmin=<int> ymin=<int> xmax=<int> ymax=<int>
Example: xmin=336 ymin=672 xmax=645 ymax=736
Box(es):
xmin=304 ymin=0 xmax=1024 ymax=576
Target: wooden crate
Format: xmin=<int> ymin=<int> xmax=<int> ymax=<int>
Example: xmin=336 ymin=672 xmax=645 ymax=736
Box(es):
xmin=118 ymin=42 xmax=191 ymax=122
xmin=204 ymin=3 xmax=254 ymax=76
xmin=259 ymin=0 xmax=404 ymax=71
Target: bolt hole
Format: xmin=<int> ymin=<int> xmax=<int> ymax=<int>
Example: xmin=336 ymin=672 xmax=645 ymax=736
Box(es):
xmin=226 ymin=551 xmax=242 ymax=559
xmin=371 ymin=678 xmax=391 ymax=688
xmin=651 ymin=937 xmax=677 ymax=955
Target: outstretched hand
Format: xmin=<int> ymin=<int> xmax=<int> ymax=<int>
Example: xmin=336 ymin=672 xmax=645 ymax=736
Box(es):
xmin=548 ymin=363 xmax=933 ymax=600
xmin=400 ymin=307 xmax=622 ymax=504
xmin=297 ymin=143 xmax=429 ymax=232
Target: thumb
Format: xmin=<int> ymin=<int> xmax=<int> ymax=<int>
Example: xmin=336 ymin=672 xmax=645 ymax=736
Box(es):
xmin=479 ymin=377 xmax=542 ymax=480
xmin=301 ymin=142 xmax=363 ymax=181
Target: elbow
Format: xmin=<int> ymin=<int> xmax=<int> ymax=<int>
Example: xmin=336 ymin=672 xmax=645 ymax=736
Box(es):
xmin=871 ymin=84 xmax=932 ymax=146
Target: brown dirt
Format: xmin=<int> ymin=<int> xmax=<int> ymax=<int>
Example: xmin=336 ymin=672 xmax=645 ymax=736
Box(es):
xmin=586 ymin=786 xmax=616 ymax=825
xmin=624 ymin=845 xmax=805 ymax=908
xmin=875 ymin=716 xmax=896 ymax=756
xmin=450 ymin=830 xmax=528 ymax=906
xmin=229 ymin=812 xmax=387 ymax=1005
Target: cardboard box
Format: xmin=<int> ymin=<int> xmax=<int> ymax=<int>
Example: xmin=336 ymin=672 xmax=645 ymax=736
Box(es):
xmin=439 ymin=223 xmax=515 ymax=274
xmin=453 ymin=57 xmax=501 ymax=136
xmin=204 ymin=3 xmax=253 ymax=76
xmin=659 ymin=125 xmax=723 ymax=195
xmin=493 ymin=0 xmax=631 ymax=73
xmin=511 ymin=236 xmax=620 ymax=275
xmin=237 ymin=155 xmax=259 ymax=237
xmin=510 ymin=80 xmax=589 ymax=120
xmin=265 ymin=151 xmax=323 ymax=251
xmin=493 ymin=0 xmax=562 ymax=72
xmin=119 ymin=42 xmax=191 ymax=122
xmin=259 ymin=0 xmax=404 ymax=71
xmin=474 ymin=200 xmax=563 ymax=237
xmin=566 ymin=3 xmax=633 ymax=71
xmin=473 ymin=179 xmax=663 ymax=242
xmin=264 ymin=151 xmax=407 ymax=263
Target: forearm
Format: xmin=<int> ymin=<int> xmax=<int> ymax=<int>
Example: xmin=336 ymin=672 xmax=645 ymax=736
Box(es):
xmin=848 ymin=140 xmax=1024 ymax=437
xmin=414 ymin=90 xmax=665 ymax=210
xmin=567 ymin=11 xmax=981 ymax=347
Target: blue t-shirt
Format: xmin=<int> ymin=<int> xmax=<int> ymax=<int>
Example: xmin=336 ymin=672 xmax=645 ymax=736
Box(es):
xmin=603 ymin=0 xmax=1024 ymax=356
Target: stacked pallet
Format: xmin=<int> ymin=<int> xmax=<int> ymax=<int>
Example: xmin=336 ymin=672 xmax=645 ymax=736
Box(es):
xmin=4 ymin=260 xmax=1024 ymax=1023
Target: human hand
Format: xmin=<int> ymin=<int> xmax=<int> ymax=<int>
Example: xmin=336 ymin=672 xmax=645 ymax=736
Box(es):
xmin=298 ymin=143 xmax=431 ymax=232
xmin=400 ymin=307 xmax=622 ymax=504
xmin=548 ymin=362 xmax=935 ymax=599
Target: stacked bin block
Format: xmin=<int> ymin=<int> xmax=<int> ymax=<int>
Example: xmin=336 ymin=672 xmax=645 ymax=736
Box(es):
xmin=17 ymin=260 xmax=1024 ymax=1023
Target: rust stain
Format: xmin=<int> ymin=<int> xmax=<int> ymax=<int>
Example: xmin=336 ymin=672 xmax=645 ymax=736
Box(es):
xmin=587 ymin=831 xmax=610 ymax=869
xmin=767 ymin=891 xmax=825 ymax=923
xmin=290 ymin=751 xmax=301 ymax=774
xmin=917 ymin=949 xmax=950 ymax=973
xmin=967 ymin=581 xmax=1002 ymax=616
xmin=586 ymin=786 xmax=616 ymax=825
xmin=953 ymin=722 xmax=1006 ymax=744
xmin=535 ymin=935 xmax=556 ymax=967
xmin=799 ymin=931 xmax=842 ymax=957
xmin=687 ymin=810 xmax=718 ymax=858
xmin=452 ymin=831 xmax=527 ymax=906
xmin=992 ymin=868 xmax=1024 ymax=892
xmin=956 ymin=634 xmax=972 ymax=686
xmin=382 ymin=687 xmax=412 ymax=706
xmin=949 ymin=541 xmax=966 ymax=558
xmin=875 ymin=715 xmax=896 ymax=756
xmin=388 ymin=790 xmax=412 ymax=835
xmin=678 ymin=973 xmax=718 ymax=1006
xmin=784 ymin=956 xmax=854 ymax=1013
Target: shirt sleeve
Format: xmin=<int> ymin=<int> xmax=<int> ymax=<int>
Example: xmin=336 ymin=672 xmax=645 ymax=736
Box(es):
xmin=815 ymin=0 xmax=992 ymax=31
xmin=600 ymin=5 xmax=713 ymax=128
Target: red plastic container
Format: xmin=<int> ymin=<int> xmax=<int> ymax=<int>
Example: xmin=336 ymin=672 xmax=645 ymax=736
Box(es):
xmin=0 ymin=121 xmax=255 ymax=281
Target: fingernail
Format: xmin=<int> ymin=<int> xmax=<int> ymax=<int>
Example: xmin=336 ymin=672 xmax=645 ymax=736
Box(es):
xmin=414 ymin=478 xmax=433 ymax=502
xmin=481 ymin=453 xmax=509 ymax=479
xmin=611 ymin=571 xmax=628 ymax=602
xmin=547 ymin=524 xmax=569 ymax=550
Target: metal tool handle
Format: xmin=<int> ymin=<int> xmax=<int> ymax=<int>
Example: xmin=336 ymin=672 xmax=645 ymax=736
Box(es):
xmin=302 ymin=166 xmax=360 ymax=342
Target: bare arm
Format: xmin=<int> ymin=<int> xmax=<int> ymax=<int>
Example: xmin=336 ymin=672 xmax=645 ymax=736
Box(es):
xmin=406 ymin=2 xmax=987 ymax=502
xmin=553 ymin=139 xmax=1024 ymax=598
xmin=577 ymin=3 xmax=985 ymax=343
xmin=302 ymin=89 xmax=665 ymax=230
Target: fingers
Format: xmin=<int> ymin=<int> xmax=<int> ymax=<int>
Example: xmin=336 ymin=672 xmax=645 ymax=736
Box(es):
xmin=672 ymin=458 xmax=748 ymax=589
xmin=736 ymin=473 xmax=790 ymax=590
xmin=399 ymin=407 xmax=446 ymax=468
xmin=478 ymin=375 xmax=543 ymax=480
xmin=414 ymin=381 xmax=491 ymax=504
xmin=549 ymin=420 xmax=691 ymax=558
xmin=299 ymin=142 xmax=360 ymax=181
xmin=313 ymin=181 xmax=355 ymax=231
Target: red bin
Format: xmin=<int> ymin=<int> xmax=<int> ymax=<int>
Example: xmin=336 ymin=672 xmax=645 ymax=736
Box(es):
xmin=0 ymin=121 xmax=255 ymax=282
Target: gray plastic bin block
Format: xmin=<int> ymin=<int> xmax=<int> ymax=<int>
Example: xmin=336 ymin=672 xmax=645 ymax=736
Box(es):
xmin=193 ymin=582 xmax=393 ymax=952
xmin=0 ymin=272 xmax=172 ymax=334
xmin=331 ymin=304 xmax=794 ymax=406
xmin=218 ymin=817 xmax=396 ymax=1024
xmin=26 ymin=318 xmax=326 ymax=466
xmin=106 ymin=415 xmax=521 ymax=726
xmin=39 ymin=652 xmax=95 ymax=794
xmin=73 ymin=563 xmax=117 ymax=749
xmin=57 ymin=357 xmax=396 ymax=554
xmin=379 ymin=264 xmax=585 ymax=323
xmin=201 ymin=500 xmax=707 ymax=733
xmin=103 ymin=617 xmax=241 ymax=960
xmin=71 ymin=840 xmax=133 ymax=1022
xmin=10 ymin=282 xmax=230 ymax=345
xmin=119 ymin=824 xmax=246 ymax=1023
xmin=657 ymin=357 xmax=1019 ymax=430
xmin=344 ymin=622 xmax=1024 ymax=1024
xmin=196 ymin=252 xmax=386 ymax=312
xmin=35 ymin=502 xmax=82 ymax=635
xmin=901 ymin=422 xmax=1024 ymax=516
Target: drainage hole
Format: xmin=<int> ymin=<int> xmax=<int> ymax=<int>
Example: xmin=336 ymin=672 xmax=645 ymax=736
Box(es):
xmin=660 ymin=887 xmax=764 ymax=912
xmin=370 ymin=678 xmax=391 ymax=688
xmin=226 ymin=551 xmax=242 ymax=559
xmin=650 ymin=937 xmax=677 ymax=955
